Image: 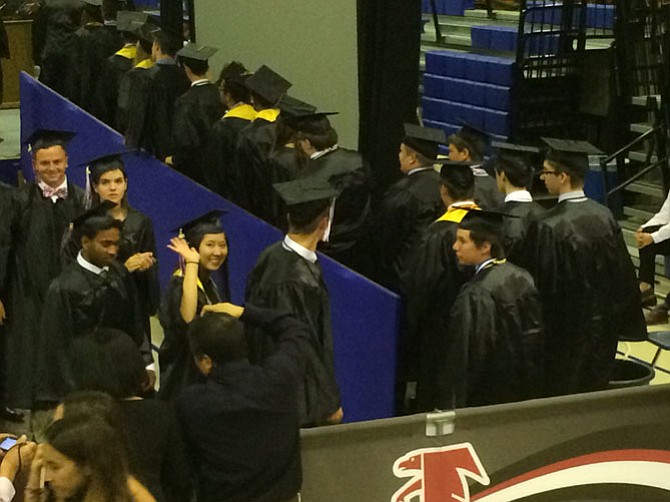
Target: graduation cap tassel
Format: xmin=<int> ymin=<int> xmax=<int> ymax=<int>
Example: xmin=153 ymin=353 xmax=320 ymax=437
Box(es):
xmin=84 ymin=166 xmax=93 ymax=210
xmin=178 ymin=228 xmax=186 ymax=272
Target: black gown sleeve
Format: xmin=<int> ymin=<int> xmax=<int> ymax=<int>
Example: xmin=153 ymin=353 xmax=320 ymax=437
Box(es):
xmin=161 ymin=406 xmax=194 ymax=502
xmin=123 ymin=70 xmax=151 ymax=149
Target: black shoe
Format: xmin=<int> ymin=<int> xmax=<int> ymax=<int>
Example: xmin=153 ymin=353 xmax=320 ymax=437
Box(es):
xmin=0 ymin=406 xmax=25 ymax=423
xmin=645 ymin=305 xmax=669 ymax=325
xmin=641 ymin=288 xmax=658 ymax=307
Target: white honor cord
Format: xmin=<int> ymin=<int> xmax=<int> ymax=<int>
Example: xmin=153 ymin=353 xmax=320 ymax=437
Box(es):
xmin=322 ymin=198 xmax=337 ymax=243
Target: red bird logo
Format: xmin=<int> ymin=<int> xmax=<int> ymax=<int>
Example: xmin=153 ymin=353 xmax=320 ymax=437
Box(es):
xmin=392 ymin=443 xmax=490 ymax=502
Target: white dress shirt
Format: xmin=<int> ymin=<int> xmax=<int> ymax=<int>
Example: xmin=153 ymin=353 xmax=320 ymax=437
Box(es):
xmin=282 ymin=235 xmax=317 ymax=264
xmin=643 ymin=188 xmax=670 ymax=243
xmin=505 ymin=190 xmax=533 ymax=203
xmin=37 ymin=178 xmax=68 ymax=203
xmin=558 ymin=190 xmax=586 ymax=203
xmin=0 ymin=477 xmax=15 ymax=502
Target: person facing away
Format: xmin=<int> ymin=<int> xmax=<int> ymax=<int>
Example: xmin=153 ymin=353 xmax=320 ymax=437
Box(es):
xmin=448 ymin=121 xmax=504 ymax=209
xmin=445 ymin=209 xmax=545 ymax=408
xmin=491 ymin=141 xmax=546 ymax=267
xmin=176 ymin=303 xmax=310 ymax=502
xmin=165 ymin=43 xmax=224 ymax=184
xmin=203 ymin=61 xmax=256 ymax=198
xmin=245 ymin=176 xmax=343 ymax=427
xmin=124 ymin=28 xmax=189 ymax=160
xmin=35 ymin=201 xmax=153 ymax=405
xmin=372 ymin=123 xmax=445 ymax=292
xmin=525 ymin=138 xmax=646 ymax=397
xmin=0 ymin=129 xmax=86 ymax=409
xmin=233 ymin=65 xmax=292 ymax=217
xmin=399 ymin=162 xmax=478 ymax=414
xmin=158 ymin=209 xmax=230 ymax=402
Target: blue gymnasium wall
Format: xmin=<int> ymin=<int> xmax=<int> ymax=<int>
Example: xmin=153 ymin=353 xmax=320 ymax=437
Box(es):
xmin=20 ymin=73 xmax=401 ymax=422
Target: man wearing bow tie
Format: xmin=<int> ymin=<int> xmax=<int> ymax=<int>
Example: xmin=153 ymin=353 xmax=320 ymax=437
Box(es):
xmin=0 ymin=130 xmax=86 ymax=417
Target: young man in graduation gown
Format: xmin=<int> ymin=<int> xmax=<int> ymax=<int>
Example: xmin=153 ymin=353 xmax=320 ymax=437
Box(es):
xmin=448 ymin=122 xmax=504 ymax=209
xmin=0 ymin=130 xmax=86 ymax=410
xmin=35 ymin=202 xmax=153 ymax=407
xmin=526 ymin=138 xmax=646 ymax=397
xmin=372 ymin=124 xmax=445 ymax=292
xmin=125 ymin=28 xmax=189 ymax=160
xmin=446 ymin=210 xmax=545 ymax=408
xmin=245 ymin=176 xmax=343 ymax=427
xmin=492 ymin=142 xmax=546 ymax=267
xmin=233 ymin=65 xmax=292 ymax=217
xmin=203 ymin=62 xmax=256 ymax=198
xmin=399 ymin=162 xmax=478 ymax=413
xmin=165 ymin=44 xmax=224 ymax=184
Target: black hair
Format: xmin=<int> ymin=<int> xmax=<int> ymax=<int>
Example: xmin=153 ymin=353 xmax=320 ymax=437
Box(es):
xmin=273 ymin=116 xmax=298 ymax=152
xmin=459 ymin=218 xmax=505 ymax=260
xmin=222 ymin=74 xmax=251 ymax=104
xmin=45 ymin=415 xmax=132 ymax=502
xmin=137 ymin=37 xmax=152 ymax=55
xmin=545 ymin=150 xmax=588 ymax=185
xmin=448 ymin=133 xmax=484 ymax=162
xmin=188 ymin=312 xmax=248 ymax=364
xmin=287 ymin=200 xmax=331 ymax=234
xmin=59 ymin=391 xmax=125 ymax=432
xmin=404 ymin=143 xmax=436 ymax=167
xmin=101 ymin=0 xmax=119 ymax=21
xmin=121 ymin=31 xmax=139 ymax=44
xmin=494 ymin=155 xmax=534 ymax=189
xmin=153 ymin=30 xmax=182 ymax=57
xmin=178 ymin=56 xmax=209 ymax=76
xmin=440 ymin=172 xmax=475 ymax=201
xmin=250 ymin=90 xmax=274 ymax=110
xmin=71 ymin=329 xmax=147 ymax=399
xmin=79 ymin=214 xmax=123 ymax=241
xmin=81 ymin=4 xmax=103 ymax=24
xmin=91 ymin=158 xmax=129 ymax=207
xmin=31 ymin=139 xmax=69 ymax=156
xmin=297 ymin=126 xmax=338 ymax=152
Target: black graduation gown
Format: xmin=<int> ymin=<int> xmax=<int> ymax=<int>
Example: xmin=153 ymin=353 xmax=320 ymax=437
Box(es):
xmin=92 ymin=47 xmax=136 ymax=127
xmin=36 ymin=260 xmax=149 ymax=403
xmin=472 ymin=167 xmax=505 ymax=209
xmin=524 ymin=197 xmax=646 ymax=397
xmin=0 ymin=182 xmax=86 ymax=407
xmin=170 ymin=82 xmax=224 ymax=184
xmin=371 ymin=168 xmax=443 ymax=291
xmin=126 ymin=62 xmax=190 ymax=160
xmin=301 ymin=148 xmax=372 ymax=273
xmin=399 ymin=205 xmax=476 ymax=412
xmin=158 ymin=273 xmax=224 ymax=402
xmin=117 ymin=62 xmax=151 ymax=134
xmin=499 ymin=199 xmax=546 ymax=268
xmin=202 ymin=105 xmax=256 ymax=198
xmin=268 ymin=146 xmax=301 ymax=229
xmin=74 ymin=23 xmax=123 ymax=112
xmin=245 ymin=242 xmax=341 ymax=426
xmin=446 ymin=261 xmax=545 ymax=408
xmin=233 ymin=112 xmax=277 ymax=218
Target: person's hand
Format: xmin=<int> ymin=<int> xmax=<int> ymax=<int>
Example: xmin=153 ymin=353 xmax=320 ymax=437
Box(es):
xmin=125 ymin=252 xmax=156 ymax=273
xmin=0 ymin=433 xmax=16 ymax=462
xmin=25 ymin=444 xmax=45 ymax=496
xmin=0 ymin=299 xmax=5 ymax=326
xmin=142 ymin=370 xmax=156 ymax=393
xmin=636 ymin=232 xmax=654 ymax=249
xmin=0 ymin=437 xmax=37 ymax=482
xmin=326 ymin=407 xmax=344 ymax=425
xmin=201 ymin=303 xmax=244 ymax=319
xmin=167 ymin=237 xmax=200 ymax=264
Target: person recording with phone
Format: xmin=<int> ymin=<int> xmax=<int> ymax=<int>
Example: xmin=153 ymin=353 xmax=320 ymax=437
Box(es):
xmin=0 ymin=433 xmax=38 ymax=502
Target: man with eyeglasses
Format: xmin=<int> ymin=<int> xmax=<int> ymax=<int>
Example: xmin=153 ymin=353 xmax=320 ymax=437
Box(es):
xmin=525 ymin=138 xmax=646 ymax=398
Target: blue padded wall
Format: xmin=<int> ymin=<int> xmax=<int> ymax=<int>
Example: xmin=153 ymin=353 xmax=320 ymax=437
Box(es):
xmin=20 ymin=73 xmax=401 ymax=423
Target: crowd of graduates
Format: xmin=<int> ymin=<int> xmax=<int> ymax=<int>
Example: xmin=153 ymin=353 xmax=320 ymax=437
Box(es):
xmin=0 ymin=0 xmax=654 ymax=500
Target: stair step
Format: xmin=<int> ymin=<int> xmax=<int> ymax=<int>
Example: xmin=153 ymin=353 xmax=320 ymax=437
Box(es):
xmin=632 ymin=95 xmax=662 ymax=107
xmin=464 ymin=9 xmax=520 ymax=23
xmin=624 ymin=205 xmax=655 ymax=220
xmin=624 ymin=181 xmax=665 ymax=198
xmin=631 ymin=123 xmax=653 ymax=134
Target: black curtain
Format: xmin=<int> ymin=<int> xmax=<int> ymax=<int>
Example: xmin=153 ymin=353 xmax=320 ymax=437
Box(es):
xmin=160 ymin=0 xmax=184 ymax=41
xmin=357 ymin=0 xmax=422 ymax=193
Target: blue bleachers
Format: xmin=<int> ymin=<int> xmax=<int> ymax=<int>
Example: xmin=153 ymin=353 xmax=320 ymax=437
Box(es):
xmin=421 ymin=0 xmax=475 ymax=16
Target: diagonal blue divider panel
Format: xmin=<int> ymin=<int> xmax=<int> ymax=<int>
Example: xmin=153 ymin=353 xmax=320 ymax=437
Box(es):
xmin=20 ymin=72 xmax=401 ymax=422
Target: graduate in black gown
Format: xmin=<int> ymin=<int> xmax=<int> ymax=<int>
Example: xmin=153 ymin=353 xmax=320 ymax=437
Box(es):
xmin=491 ymin=142 xmax=546 ymax=267
xmin=36 ymin=201 xmax=152 ymax=404
xmin=447 ymin=210 xmax=545 ymax=407
xmin=203 ymin=62 xmax=256 ymax=198
xmin=245 ymin=176 xmax=342 ymax=427
xmin=165 ymin=44 xmax=224 ymax=184
xmin=399 ymin=162 xmax=478 ymax=413
xmin=125 ymin=28 xmax=189 ymax=160
xmin=525 ymin=138 xmax=646 ymax=397
xmin=0 ymin=129 xmax=86 ymax=409
xmin=233 ymin=65 xmax=292 ymax=216
xmin=74 ymin=0 xmax=123 ymax=112
xmin=293 ymin=112 xmax=372 ymax=274
xmin=158 ymin=210 xmax=230 ymax=402
xmin=448 ymin=122 xmax=504 ymax=209
xmin=371 ymin=124 xmax=445 ymax=292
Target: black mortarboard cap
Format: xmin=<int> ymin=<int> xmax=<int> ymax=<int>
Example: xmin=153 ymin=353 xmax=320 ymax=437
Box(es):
xmin=453 ymin=120 xmax=489 ymax=159
xmin=403 ymin=123 xmax=447 ymax=160
xmin=245 ymin=65 xmax=292 ymax=105
xmin=492 ymin=142 xmax=539 ymax=187
xmin=221 ymin=61 xmax=248 ymax=81
xmin=130 ymin=20 xmax=160 ymax=43
xmin=25 ymin=128 xmax=76 ymax=152
xmin=83 ymin=0 xmax=102 ymax=5
xmin=459 ymin=209 xmax=518 ymax=240
xmin=274 ymin=176 xmax=339 ymax=207
xmin=291 ymin=111 xmax=339 ymax=136
xmin=278 ymin=95 xmax=317 ymax=118
xmin=117 ymin=11 xmax=147 ymax=32
xmin=71 ymin=200 xmax=117 ymax=230
xmin=177 ymin=43 xmax=218 ymax=62
xmin=541 ymin=138 xmax=603 ymax=155
xmin=171 ymin=209 xmax=227 ymax=247
xmin=542 ymin=137 xmax=603 ymax=177
xmin=88 ymin=152 xmax=126 ymax=179
xmin=438 ymin=160 xmax=476 ymax=191
xmin=492 ymin=141 xmax=541 ymax=156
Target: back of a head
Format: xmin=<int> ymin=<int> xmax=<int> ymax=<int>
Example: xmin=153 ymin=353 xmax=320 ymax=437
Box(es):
xmin=46 ymin=415 xmax=131 ymax=501
xmin=287 ymin=199 xmax=331 ymax=234
xmin=78 ymin=212 xmax=122 ymax=241
xmin=545 ymin=149 xmax=588 ymax=184
xmin=449 ymin=130 xmax=486 ymax=162
xmin=495 ymin=155 xmax=534 ymax=189
xmin=297 ymin=116 xmax=337 ymax=151
xmin=188 ymin=313 xmax=248 ymax=365
xmin=440 ymin=162 xmax=476 ymax=201
xmin=179 ymin=55 xmax=209 ymax=76
xmin=153 ymin=30 xmax=182 ymax=57
xmin=60 ymin=390 xmax=125 ymax=431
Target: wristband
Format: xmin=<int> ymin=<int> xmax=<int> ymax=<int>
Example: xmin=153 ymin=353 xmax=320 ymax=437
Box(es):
xmin=185 ymin=261 xmax=199 ymax=265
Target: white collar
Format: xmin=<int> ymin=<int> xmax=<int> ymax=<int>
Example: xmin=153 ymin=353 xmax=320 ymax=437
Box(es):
xmin=450 ymin=200 xmax=477 ymax=209
xmin=505 ymin=190 xmax=533 ymax=203
xmin=470 ymin=164 xmax=488 ymax=177
xmin=77 ymin=251 xmax=109 ymax=276
xmin=475 ymin=258 xmax=496 ymax=275
xmin=311 ymin=145 xmax=339 ymax=160
xmin=282 ymin=235 xmax=317 ymax=264
xmin=191 ymin=78 xmax=210 ymax=87
xmin=406 ymin=167 xmax=432 ymax=177
xmin=558 ymin=190 xmax=586 ymax=203
xmin=37 ymin=177 xmax=68 ymax=202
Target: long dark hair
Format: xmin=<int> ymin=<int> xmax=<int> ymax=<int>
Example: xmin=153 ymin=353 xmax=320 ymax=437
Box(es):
xmin=45 ymin=415 xmax=133 ymax=502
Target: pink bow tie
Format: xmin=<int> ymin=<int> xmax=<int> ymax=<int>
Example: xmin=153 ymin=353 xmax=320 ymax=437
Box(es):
xmin=42 ymin=186 xmax=68 ymax=200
